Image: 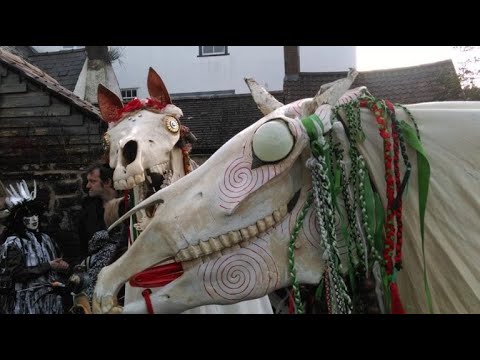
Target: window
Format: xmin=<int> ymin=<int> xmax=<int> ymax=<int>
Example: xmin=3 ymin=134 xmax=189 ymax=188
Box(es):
xmin=199 ymin=46 xmax=229 ymax=57
xmin=121 ymin=88 xmax=138 ymax=102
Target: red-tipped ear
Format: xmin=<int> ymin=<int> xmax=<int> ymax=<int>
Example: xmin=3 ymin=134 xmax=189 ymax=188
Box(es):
xmin=147 ymin=67 xmax=172 ymax=104
xmin=98 ymin=84 xmax=124 ymax=123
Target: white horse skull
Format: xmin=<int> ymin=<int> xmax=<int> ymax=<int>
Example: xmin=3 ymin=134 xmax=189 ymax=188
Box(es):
xmin=97 ymin=68 xmax=273 ymax=314
xmin=99 ymin=69 xmax=185 ymax=194
xmin=94 ymin=71 xmax=480 ymax=314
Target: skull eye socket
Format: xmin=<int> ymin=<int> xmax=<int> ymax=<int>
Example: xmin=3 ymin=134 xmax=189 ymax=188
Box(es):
xmin=252 ymin=120 xmax=294 ymax=162
xmin=165 ymin=116 xmax=179 ymax=133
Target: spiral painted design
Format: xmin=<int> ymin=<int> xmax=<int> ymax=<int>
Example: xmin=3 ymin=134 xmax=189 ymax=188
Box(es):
xmin=288 ymin=199 xmax=319 ymax=249
xmin=221 ymin=157 xmax=260 ymax=198
xmin=219 ymin=144 xmax=277 ymax=209
xmin=199 ymin=244 xmax=278 ymax=301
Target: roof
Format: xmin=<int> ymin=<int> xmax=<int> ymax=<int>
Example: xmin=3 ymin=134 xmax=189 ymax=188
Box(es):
xmin=28 ymin=48 xmax=86 ymax=91
xmin=175 ymin=91 xmax=284 ymax=154
xmin=0 ymin=46 xmax=37 ymax=59
xmin=284 ymin=60 xmax=463 ymax=104
xmin=0 ymin=48 xmax=101 ymax=119
xmin=181 ymin=60 xmax=463 ymax=154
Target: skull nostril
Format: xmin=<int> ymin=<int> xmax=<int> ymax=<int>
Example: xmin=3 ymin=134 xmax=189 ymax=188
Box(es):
xmin=122 ymin=140 xmax=138 ymax=166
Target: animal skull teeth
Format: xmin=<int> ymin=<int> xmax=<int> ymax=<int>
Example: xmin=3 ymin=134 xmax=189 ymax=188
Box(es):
xmin=174 ymin=204 xmax=288 ymax=262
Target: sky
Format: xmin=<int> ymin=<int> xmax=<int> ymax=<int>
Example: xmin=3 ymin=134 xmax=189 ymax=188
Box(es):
xmin=356 ymin=46 xmax=457 ymax=71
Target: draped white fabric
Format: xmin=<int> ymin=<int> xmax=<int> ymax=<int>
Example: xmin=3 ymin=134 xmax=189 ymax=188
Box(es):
xmin=357 ymin=102 xmax=480 ymax=313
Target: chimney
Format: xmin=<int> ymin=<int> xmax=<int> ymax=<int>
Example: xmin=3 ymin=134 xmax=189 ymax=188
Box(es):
xmin=74 ymin=46 xmax=122 ymax=105
xmin=284 ymin=46 xmax=300 ymax=80
xmin=85 ymin=46 xmax=109 ymax=61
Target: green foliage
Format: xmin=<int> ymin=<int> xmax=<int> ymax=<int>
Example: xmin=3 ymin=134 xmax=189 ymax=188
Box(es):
xmin=462 ymin=85 xmax=480 ymax=101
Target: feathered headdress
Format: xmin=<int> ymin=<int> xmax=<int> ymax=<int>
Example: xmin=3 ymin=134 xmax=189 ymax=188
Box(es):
xmin=5 ymin=180 xmax=37 ymax=209
xmin=2 ymin=180 xmax=42 ymax=230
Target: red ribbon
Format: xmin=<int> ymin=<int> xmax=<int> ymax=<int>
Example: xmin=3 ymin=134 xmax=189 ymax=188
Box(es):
xmin=389 ymin=282 xmax=406 ymax=314
xmin=113 ymin=98 xmax=168 ymax=122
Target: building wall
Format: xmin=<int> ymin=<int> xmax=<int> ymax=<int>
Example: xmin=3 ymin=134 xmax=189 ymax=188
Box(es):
xmin=113 ymin=46 xmax=356 ymax=98
xmin=32 ymin=46 xmax=357 ymax=99
xmin=111 ymin=46 xmax=285 ymax=98
xmin=34 ymin=46 xmax=84 ymax=52
xmin=300 ymin=46 xmax=356 ymax=72
xmin=0 ymin=63 xmax=105 ymax=258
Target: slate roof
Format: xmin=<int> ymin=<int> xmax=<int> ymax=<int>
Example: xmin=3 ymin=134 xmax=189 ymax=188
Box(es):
xmin=284 ymin=60 xmax=463 ymax=104
xmin=175 ymin=91 xmax=284 ymax=154
xmin=0 ymin=46 xmax=37 ymax=59
xmin=28 ymin=48 xmax=86 ymax=91
xmin=0 ymin=48 xmax=100 ymax=119
xmin=180 ymin=60 xmax=463 ymax=155
xmin=6 ymin=48 xmax=461 ymax=155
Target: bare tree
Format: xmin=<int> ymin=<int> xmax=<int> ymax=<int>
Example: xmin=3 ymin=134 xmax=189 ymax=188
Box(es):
xmin=453 ymin=46 xmax=480 ymax=100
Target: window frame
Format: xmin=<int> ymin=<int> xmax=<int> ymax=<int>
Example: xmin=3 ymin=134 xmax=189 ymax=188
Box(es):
xmin=198 ymin=46 xmax=229 ymax=57
xmin=121 ymin=88 xmax=138 ymax=103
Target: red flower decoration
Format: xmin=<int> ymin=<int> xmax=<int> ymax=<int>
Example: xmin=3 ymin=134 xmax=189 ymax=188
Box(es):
xmin=123 ymin=98 xmax=144 ymax=113
xmin=113 ymin=97 xmax=169 ymax=122
xmin=145 ymin=98 xmax=167 ymax=111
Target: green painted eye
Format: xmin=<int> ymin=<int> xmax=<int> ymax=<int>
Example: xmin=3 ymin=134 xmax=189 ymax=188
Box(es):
xmin=252 ymin=120 xmax=294 ymax=162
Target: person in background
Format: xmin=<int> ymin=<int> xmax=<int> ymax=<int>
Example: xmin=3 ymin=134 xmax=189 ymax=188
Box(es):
xmin=78 ymin=162 xmax=118 ymax=260
xmin=74 ymin=162 xmax=128 ymax=306
xmin=0 ymin=180 xmax=69 ymax=314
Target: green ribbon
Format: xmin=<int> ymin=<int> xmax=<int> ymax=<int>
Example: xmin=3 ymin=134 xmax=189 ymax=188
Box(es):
xmin=399 ymin=121 xmax=433 ymax=314
xmin=362 ymin=170 xmax=376 ymax=242
xmin=301 ymin=114 xmax=324 ymax=142
xmin=373 ymin=193 xmax=385 ymax=257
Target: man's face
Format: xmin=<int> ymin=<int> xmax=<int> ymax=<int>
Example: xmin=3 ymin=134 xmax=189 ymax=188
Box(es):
xmin=23 ymin=215 xmax=39 ymax=231
xmin=86 ymin=169 xmax=105 ymax=198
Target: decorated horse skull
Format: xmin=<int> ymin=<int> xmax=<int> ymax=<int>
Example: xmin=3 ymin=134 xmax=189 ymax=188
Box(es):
xmin=98 ymin=68 xmax=186 ymax=195
xmin=94 ymin=71 xmax=480 ymax=314
xmin=97 ymin=68 xmax=273 ymax=314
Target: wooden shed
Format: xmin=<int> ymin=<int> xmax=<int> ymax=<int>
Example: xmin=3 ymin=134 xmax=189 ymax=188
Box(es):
xmin=0 ymin=48 xmax=105 ymax=259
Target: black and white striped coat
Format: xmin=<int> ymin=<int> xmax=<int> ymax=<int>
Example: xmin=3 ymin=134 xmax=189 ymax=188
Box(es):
xmin=0 ymin=231 xmax=64 ymax=314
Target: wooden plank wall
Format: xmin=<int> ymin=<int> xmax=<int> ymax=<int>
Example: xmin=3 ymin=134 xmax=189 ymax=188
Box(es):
xmin=0 ymin=63 xmax=105 ymax=260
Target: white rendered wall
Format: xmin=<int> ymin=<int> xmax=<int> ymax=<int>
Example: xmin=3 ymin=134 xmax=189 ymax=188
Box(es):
xmin=111 ymin=46 xmax=284 ymax=98
xmin=33 ymin=46 xmax=84 ymax=52
xmin=32 ymin=46 xmax=357 ymax=97
xmin=300 ymin=46 xmax=356 ymax=72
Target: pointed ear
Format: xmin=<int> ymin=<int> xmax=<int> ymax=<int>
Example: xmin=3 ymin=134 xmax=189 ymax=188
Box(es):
xmin=147 ymin=67 xmax=172 ymax=104
xmin=98 ymin=84 xmax=124 ymax=123
xmin=244 ymin=77 xmax=283 ymax=115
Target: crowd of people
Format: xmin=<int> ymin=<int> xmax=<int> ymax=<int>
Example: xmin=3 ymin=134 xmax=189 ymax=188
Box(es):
xmin=0 ymin=162 xmax=128 ymax=314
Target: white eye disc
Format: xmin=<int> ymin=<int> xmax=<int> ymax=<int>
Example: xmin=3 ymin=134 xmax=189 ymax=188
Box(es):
xmin=252 ymin=120 xmax=294 ymax=162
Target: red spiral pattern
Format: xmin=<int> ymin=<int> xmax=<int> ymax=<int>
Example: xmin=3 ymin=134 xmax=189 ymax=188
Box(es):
xmin=218 ymin=119 xmax=303 ymax=210
xmin=219 ymin=145 xmax=277 ymax=209
xmin=199 ymin=243 xmax=278 ymax=301
xmin=221 ymin=158 xmax=260 ymax=197
xmin=289 ymin=201 xmax=321 ymax=249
